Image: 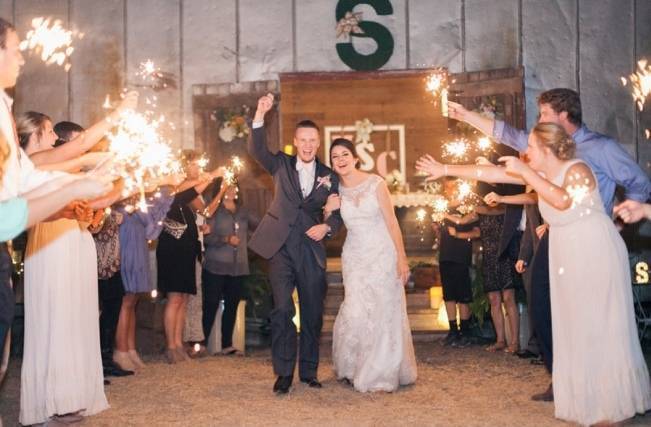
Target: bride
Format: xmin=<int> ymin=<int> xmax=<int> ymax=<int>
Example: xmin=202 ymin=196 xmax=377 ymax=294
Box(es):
xmin=326 ymin=138 xmax=417 ymax=392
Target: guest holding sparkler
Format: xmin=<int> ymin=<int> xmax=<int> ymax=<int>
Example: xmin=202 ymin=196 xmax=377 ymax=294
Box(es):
xmin=417 ymin=122 xmax=651 ymax=426
xmin=436 ymin=177 xmax=479 ymax=347
xmin=201 ymin=179 xmax=259 ymax=355
xmin=157 ymin=150 xmax=223 ymax=363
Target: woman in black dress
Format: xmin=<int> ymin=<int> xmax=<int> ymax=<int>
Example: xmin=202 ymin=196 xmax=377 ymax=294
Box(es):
xmin=157 ymin=150 xmax=222 ymax=363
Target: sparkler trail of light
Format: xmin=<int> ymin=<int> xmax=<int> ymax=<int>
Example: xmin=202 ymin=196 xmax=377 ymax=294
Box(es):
xmin=416 ymin=208 xmax=427 ymax=222
xmin=622 ymin=59 xmax=651 ymax=111
xmin=20 ymin=17 xmax=84 ymax=71
xmin=457 ymin=180 xmax=473 ymax=201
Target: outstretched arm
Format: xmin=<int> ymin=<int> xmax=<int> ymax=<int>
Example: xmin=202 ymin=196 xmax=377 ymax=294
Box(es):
xmin=416 ymin=154 xmax=525 ymax=185
xmin=500 ymin=157 xmax=596 ymax=211
xmin=30 ymin=91 xmax=139 ymax=166
xmin=376 ymin=179 xmax=410 ymax=286
xmin=484 ymin=191 xmax=537 ymax=207
xmin=448 ymin=101 xmax=529 ymax=153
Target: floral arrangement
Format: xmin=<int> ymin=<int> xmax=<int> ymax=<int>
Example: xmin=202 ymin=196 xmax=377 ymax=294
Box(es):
xmin=211 ymin=105 xmax=251 ymax=143
xmin=384 ymin=169 xmax=405 ymax=192
xmin=336 ymin=11 xmax=364 ymax=39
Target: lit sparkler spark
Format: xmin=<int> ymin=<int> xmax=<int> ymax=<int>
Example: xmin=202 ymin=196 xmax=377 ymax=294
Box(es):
xmin=425 ymin=71 xmax=446 ymax=97
xmin=230 ymin=156 xmax=244 ymax=173
xmin=197 ymin=154 xmax=209 ymax=171
xmin=431 ymin=195 xmax=449 ymax=223
xmin=132 ymin=59 xmax=177 ymax=91
xmin=477 ymin=137 xmax=492 ymax=152
xmin=457 ymin=180 xmax=473 ymax=200
xmin=416 ymin=208 xmax=427 ymax=222
xmin=20 ymin=17 xmax=83 ymax=71
xmin=107 ymin=110 xmax=181 ymax=212
xmin=442 ymin=139 xmax=470 ymax=162
xmin=223 ymin=168 xmax=236 ymax=185
xmin=566 ymin=184 xmax=590 ymax=208
xmin=622 ymin=59 xmax=651 ymax=111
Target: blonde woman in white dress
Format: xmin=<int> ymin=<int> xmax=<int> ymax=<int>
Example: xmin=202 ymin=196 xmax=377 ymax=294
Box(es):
xmin=417 ymin=122 xmax=651 ymax=426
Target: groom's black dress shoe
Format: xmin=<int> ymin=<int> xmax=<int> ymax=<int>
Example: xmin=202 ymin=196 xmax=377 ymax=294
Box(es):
xmin=273 ymin=376 xmax=293 ymax=394
xmin=300 ymin=377 xmax=322 ymax=388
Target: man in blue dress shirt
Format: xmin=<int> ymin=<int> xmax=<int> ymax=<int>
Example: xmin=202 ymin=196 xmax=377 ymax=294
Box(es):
xmin=448 ymin=88 xmax=650 ymax=215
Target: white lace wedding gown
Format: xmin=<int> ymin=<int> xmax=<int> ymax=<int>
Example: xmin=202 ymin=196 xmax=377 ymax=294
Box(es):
xmin=539 ymin=160 xmax=651 ymax=425
xmin=333 ymin=174 xmax=417 ymax=392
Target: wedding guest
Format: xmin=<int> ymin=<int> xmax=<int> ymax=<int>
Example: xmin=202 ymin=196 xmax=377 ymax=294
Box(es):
xmin=202 ymin=180 xmax=259 ymax=355
xmin=157 ymin=150 xmax=222 ymax=363
xmin=417 ymin=122 xmax=651 ymax=425
xmin=113 ymin=186 xmax=174 ymax=371
xmin=437 ymin=177 xmax=479 ymax=347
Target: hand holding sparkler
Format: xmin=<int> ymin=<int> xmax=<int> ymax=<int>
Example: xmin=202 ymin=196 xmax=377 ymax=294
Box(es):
xmin=483 ymin=191 xmax=502 ymax=207
xmin=446 ymin=101 xmax=468 ymax=121
xmin=415 ymin=155 xmax=446 ymax=181
xmin=498 ymin=156 xmax=529 ymax=176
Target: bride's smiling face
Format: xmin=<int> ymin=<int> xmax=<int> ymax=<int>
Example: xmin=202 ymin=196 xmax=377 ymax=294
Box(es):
xmin=330 ymin=145 xmax=358 ymax=176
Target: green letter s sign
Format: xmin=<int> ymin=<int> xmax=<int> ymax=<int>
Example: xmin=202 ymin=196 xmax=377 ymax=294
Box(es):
xmin=336 ymin=0 xmax=394 ymax=71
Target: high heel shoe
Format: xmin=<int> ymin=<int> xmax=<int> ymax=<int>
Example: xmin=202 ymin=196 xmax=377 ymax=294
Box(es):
xmin=128 ymin=350 xmax=146 ymax=369
xmin=113 ymin=350 xmax=137 ymax=371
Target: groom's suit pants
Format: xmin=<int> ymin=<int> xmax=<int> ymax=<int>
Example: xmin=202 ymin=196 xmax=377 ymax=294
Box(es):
xmin=269 ymin=242 xmax=326 ymax=378
xmin=0 ymin=243 xmax=14 ymax=353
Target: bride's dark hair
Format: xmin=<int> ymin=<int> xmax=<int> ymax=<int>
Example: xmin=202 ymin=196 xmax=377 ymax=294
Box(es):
xmin=330 ymin=138 xmax=360 ymax=169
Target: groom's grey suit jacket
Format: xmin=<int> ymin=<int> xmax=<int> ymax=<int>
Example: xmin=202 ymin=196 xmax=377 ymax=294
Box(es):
xmin=247 ymin=126 xmax=343 ymax=268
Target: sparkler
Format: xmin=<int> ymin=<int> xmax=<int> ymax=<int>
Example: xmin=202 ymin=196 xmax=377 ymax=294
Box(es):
xmin=132 ymin=59 xmax=177 ymax=91
xmin=476 ymin=137 xmax=493 ymax=153
xmin=424 ymin=69 xmax=450 ymax=117
xmin=106 ymin=110 xmax=181 ymax=212
xmin=430 ymin=195 xmax=449 ymax=223
xmin=622 ymin=59 xmax=651 ymax=111
xmin=20 ymin=17 xmax=83 ymax=71
xmin=442 ymin=139 xmax=470 ymax=162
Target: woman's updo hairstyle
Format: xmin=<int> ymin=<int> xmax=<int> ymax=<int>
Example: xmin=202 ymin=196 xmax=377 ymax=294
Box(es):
xmin=329 ymin=138 xmax=360 ymax=169
xmin=531 ymin=122 xmax=576 ymax=160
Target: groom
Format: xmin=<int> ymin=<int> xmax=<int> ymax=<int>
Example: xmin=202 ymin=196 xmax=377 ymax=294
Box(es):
xmin=248 ymin=94 xmax=343 ymax=394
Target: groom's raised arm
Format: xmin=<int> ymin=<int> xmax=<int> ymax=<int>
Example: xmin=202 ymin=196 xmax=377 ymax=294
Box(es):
xmin=248 ymin=125 xmax=281 ymax=174
xmin=248 ymin=93 xmax=281 ymax=174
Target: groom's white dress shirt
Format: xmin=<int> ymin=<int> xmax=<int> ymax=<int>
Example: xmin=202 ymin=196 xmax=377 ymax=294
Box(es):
xmin=296 ymin=158 xmax=315 ymax=198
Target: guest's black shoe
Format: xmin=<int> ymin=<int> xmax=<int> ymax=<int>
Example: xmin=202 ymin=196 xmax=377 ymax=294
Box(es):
xmin=531 ymin=383 xmax=553 ymax=402
xmin=103 ymin=365 xmax=135 ymax=377
xmin=300 ymin=377 xmax=322 ymax=388
xmin=273 ymin=376 xmax=293 ymax=394
xmin=104 ymin=379 xmax=110 ymax=386
xmin=530 ymin=357 xmax=545 ymax=366
xmin=442 ymin=331 xmax=459 ymax=346
xmin=516 ymin=349 xmax=538 ymax=359
xmin=451 ymin=335 xmax=471 ymax=348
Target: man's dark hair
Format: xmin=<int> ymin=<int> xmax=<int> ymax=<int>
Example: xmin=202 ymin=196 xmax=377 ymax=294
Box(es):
xmin=295 ymin=119 xmax=320 ymax=133
xmin=537 ymin=88 xmax=582 ymax=126
xmin=54 ymin=121 xmax=84 ymax=147
xmin=0 ymin=18 xmax=15 ymax=49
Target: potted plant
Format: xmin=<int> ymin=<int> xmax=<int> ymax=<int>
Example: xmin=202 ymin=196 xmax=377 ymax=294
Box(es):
xmin=410 ymin=261 xmax=440 ymax=289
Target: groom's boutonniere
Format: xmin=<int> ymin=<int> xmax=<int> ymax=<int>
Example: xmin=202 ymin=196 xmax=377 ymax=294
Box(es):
xmin=316 ymin=174 xmax=332 ymax=191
